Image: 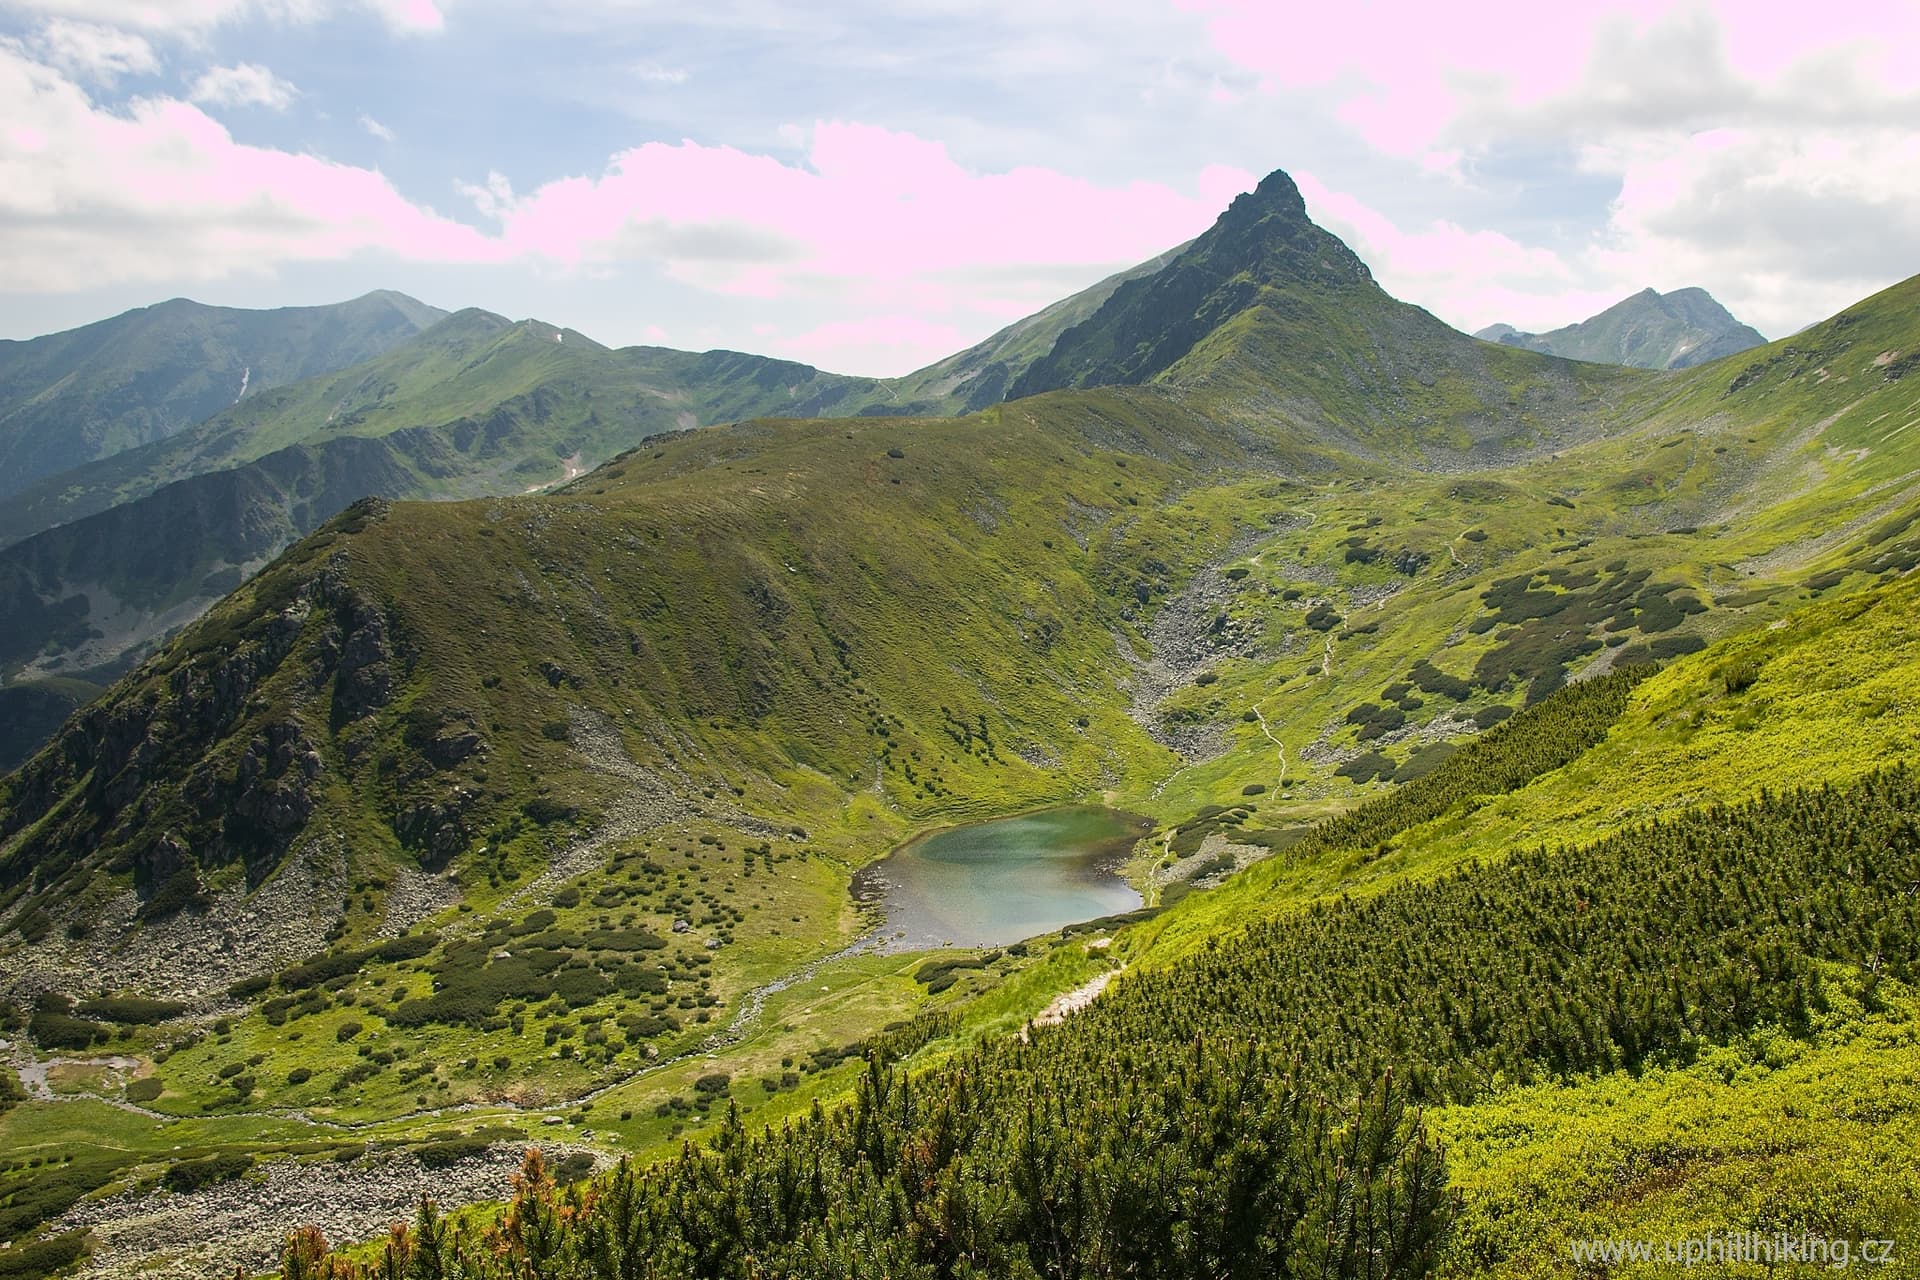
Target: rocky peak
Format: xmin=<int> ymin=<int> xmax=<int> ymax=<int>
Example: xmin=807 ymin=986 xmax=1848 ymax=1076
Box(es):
xmin=1009 ymin=166 xmax=1379 ymax=396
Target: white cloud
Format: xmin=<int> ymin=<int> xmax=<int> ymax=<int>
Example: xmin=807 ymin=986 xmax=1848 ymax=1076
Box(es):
xmin=358 ymin=112 xmax=394 ymax=141
xmin=1295 ymin=172 xmax=1621 ymax=335
xmin=27 ymin=19 xmax=158 ymax=83
xmin=630 ymin=64 xmax=689 ymax=86
xmin=0 ymin=45 xmax=500 ymax=292
xmin=1185 ymin=1 xmax=1920 ymax=337
xmin=362 ymin=0 xmax=442 ymax=32
xmin=188 ymin=61 xmax=296 ymax=109
xmin=779 ymin=314 xmax=967 ymax=373
xmin=1583 ymin=127 xmax=1920 ymax=336
xmin=3 ymin=0 xmax=444 ymax=35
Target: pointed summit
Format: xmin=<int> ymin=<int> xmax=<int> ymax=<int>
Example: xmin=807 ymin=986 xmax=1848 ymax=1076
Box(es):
xmin=1011 ymin=167 xmax=1378 ymax=397
xmin=1005 ymin=165 xmax=1639 ymax=465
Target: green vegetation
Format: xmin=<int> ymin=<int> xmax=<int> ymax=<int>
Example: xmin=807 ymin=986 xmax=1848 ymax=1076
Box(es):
xmin=277 ymin=758 xmax=1920 ymax=1275
xmin=0 ymin=290 xmax=445 ymax=505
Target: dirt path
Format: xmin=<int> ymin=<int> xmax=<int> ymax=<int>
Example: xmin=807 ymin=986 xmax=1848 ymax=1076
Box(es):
xmin=1250 ymin=703 xmax=1288 ymax=787
xmin=1025 ymin=965 xmax=1123 ymax=1037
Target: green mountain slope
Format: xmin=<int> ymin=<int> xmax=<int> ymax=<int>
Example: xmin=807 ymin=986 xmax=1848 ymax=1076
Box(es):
xmin=0 ymin=434 xmax=429 ymax=693
xmin=1477 ymin=285 xmax=1766 ymax=369
xmin=1 ymin=170 xmax=1918 ymax=1274
xmin=0 ymin=291 xmax=446 ymax=498
xmin=0 ymin=677 xmax=99 ymax=776
xmin=837 ymin=245 xmax=1187 ymax=416
xmin=1012 ymin=170 xmax=1652 ymax=463
xmin=0 ymin=264 xmax=1207 ymax=766
xmin=0 ymin=310 xmax=867 ymax=549
xmin=0 ymin=313 xmax=884 ymax=717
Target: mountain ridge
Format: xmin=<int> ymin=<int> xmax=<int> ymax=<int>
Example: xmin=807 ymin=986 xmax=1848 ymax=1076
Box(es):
xmin=0 ymin=291 xmax=449 ymax=497
xmin=1476 ymin=285 xmax=1766 ymax=369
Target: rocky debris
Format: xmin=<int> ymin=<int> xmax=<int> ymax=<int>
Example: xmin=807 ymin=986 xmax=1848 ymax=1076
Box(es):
xmin=0 ymin=552 xmax=397 ymax=964
xmin=423 ymin=725 xmax=486 ymax=768
xmin=1014 ymin=742 xmax=1062 ymax=769
xmin=59 ymin=1143 xmax=605 ymax=1280
xmin=1148 ymin=831 xmax=1269 ymax=896
xmin=493 ymin=706 xmax=692 ymax=918
xmin=1024 ymin=965 xmax=1123 ymax=1041
xmin=393 ymin=795 xmax=476 ymax=866
xmin=539 ymin=660 xmax=587 ymax=690
xmin=376 ymin=864 xmax=462 ymax=940
xmin=1061 ymin=496 xmax=1110 ymax=550
xmin=2 ymin=833 xmax=346 ymax=1005
xmin=328 ymin=590 xmax=396 ymax=725
xmin=1117 ymin=564 xmax=1263 ymax=761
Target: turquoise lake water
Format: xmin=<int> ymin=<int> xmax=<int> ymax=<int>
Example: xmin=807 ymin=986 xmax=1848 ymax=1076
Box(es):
xmin=853 ymin=805 xmax=1148 ymax=952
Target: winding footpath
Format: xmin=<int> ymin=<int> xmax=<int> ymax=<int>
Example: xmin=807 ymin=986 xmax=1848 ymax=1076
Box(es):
xmin=1250 ymin=703 xmax=1288 ymax=787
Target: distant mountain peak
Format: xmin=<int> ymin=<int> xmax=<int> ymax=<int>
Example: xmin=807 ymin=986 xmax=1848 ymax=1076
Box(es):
xmin=1476 ymin=286 xmax=1763 ymax=370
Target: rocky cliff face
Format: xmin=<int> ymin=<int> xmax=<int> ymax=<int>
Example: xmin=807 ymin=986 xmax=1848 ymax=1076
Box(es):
xmin=0 ymin=504 xmax=404 ymax=925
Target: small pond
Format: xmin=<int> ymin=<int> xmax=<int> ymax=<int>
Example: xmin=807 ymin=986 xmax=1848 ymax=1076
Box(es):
xmin=853 ymin=805 xmax=1148 ymax=952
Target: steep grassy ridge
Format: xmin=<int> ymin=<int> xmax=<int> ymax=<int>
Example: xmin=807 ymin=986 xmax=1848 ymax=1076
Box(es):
xmin=0 ymin=311 xmax=867 ymax=548
xmin=835 ymin=246 xmax=1187 ymax=416
xmin=0 ymin=314 xmax=890 ymax=725
xmin=0 ymin=390 xmax=1265 ymax=980
xmin=1015 ymin=171 xmax=1654 ymax=464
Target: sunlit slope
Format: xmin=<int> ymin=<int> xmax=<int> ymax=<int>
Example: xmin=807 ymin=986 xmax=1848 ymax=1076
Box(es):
xmin=0 ymin=313 xmax=884 ymax=719
xmin=836 ymin=245 xmax=1188 ymax=416
xmin=1478 ymin=285 xmax=1765 ymax=370
xmin=1112 ymin=270 xmax=1920 ymax=841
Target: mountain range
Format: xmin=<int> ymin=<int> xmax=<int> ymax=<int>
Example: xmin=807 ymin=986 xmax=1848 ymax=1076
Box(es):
xmin=0 ymin=291 xmax=447 ymax=499
xmin=1 ymin=166 xmax=1917 ymax=1277
xmin=1476 ymin=285 xmax=1766 ymax=369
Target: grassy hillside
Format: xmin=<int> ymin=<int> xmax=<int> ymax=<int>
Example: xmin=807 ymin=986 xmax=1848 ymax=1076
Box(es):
xmin=0 ymin=314 xmax=889 ymax=735
xmin=0 ymin=291 xmax=445 ymax=500
xmin=1012 ymin=171 xmax=1654 ymax=465
xmin=0 ymin=311 xmax=871 ymax=549
xmin=0 ymin=251 xmax=1195 ymax=738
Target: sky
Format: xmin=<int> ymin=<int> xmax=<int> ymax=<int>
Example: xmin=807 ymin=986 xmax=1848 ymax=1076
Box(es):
xmin=1 ymin=0 xmax=1917 ymax=376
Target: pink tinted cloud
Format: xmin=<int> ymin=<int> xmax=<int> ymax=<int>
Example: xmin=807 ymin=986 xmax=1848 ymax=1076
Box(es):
xmin=779 ymin=314 xmax=969 ymax=370
xmin=1174 ymin=0 xmax=1624 ymax=152
xmin=7 ymin=0 xmax=448 ymax=34
xmin=466 ymin=123 xmax=1253 ymax=370
xmin=478 ymin=122 xmax=1253 ymax=289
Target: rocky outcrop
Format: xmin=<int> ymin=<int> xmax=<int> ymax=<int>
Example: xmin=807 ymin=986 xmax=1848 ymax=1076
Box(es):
xmin=0 ymin=529 xmax=396 ymax=915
